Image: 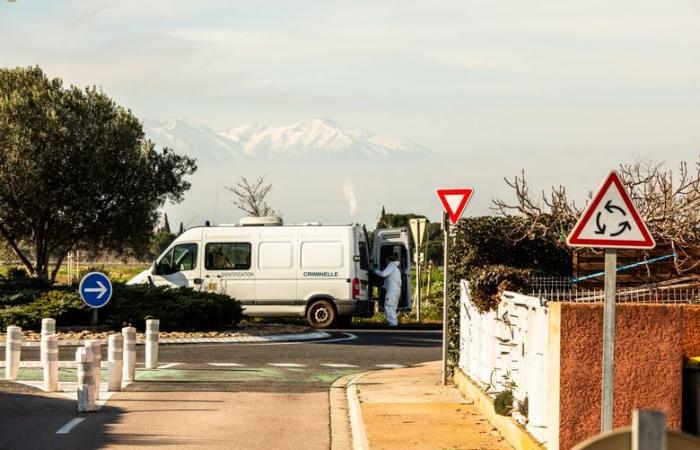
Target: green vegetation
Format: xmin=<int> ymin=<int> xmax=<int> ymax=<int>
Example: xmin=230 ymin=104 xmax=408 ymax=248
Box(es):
xmin=0 ymin=66 xmax=196 ymax=281
xmin=0 ymin=277 xmax=242 ymax=331
xmin=494 ymin=390 xmax=515 ymax=416
xmin=445 ymin=216 xmax=573 ymax=377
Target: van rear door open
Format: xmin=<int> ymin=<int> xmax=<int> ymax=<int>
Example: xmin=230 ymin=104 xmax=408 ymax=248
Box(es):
xmin=372 ymin=228 xmax=412 ymax=311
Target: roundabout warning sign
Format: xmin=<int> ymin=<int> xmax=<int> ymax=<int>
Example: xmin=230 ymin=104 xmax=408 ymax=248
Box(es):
xmin=566 ymin=170 xmax=655 ymax=250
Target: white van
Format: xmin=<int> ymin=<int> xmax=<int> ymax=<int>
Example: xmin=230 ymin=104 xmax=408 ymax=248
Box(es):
xmin=128 ymin=218 xmax=412 ymax=328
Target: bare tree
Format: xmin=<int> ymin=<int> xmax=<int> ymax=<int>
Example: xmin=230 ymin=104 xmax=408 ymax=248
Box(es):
xmin=492 ymin=157 xmax=700 ymax=273
xmin=225 ymin=176 xmax=278 ymax=217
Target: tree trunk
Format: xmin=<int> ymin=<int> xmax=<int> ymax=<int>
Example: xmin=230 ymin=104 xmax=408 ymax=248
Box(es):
xmin=50 ymin=250 xmax=68 ymax=283
xmin=0 ymin=223 xmax=36 ymax=275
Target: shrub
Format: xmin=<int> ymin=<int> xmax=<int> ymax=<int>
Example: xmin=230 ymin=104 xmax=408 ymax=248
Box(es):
xmin=468 ymin=265 xmax=532 ymax=313
xmin=0 ymin=288 xmax=89 ymax=329
xmin=494 ymin=390 xmax=515 ymax=416
xmin=7 ymin=267 xmax=29 ymax=280
xmin=101 ymin=284 xmax=243 ymax=331
xmin=0 ymin=280 xmax=243 ymax=331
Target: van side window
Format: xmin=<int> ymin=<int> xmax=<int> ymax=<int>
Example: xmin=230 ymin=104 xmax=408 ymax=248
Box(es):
xmin=358 ymin=241 xmax=370 ymax=270
xmin=158 ymin=243 xmax=198 ymax=275
xmin=205 ymin=243 xmax=252 ymax=270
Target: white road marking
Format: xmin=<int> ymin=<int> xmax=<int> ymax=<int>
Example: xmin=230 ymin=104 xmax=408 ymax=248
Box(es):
xmin=321 ymin=363 xmax=358 ymax=368
xmin=268 ymin=363 xmax=307 ymax=368
xmin=375 ymin=364 xmax=405 ymax=369
xmin=56 ymin=418 xmax=85 ymax=435
xmin=247 ymin=332 xmax=358 ymax=346
xmin=208 ymin=363 xmax=245 ymax=367
xmin=158 ymin=363 xmax=181 ymax=369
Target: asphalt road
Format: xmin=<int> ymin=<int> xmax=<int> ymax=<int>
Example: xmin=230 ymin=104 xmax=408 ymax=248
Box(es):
xmin=0 ymin=327 xmax=442 ymax=449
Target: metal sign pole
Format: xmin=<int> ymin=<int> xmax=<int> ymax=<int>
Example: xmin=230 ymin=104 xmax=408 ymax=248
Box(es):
xmin=416 ymin=219 xmax=423 ymax=323
xmin=442 ymin=212 xmax=450 ymax=385
xmin=601 ymin=248 xmax=617 ymax=432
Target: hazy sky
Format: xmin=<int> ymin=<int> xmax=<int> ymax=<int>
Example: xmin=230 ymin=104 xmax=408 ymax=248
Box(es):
xmin=2 ymin=0 xmax=699 ymax=225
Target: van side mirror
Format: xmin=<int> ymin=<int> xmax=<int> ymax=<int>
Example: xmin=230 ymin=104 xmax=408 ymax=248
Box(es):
xmin=353 ymin=255 xmax=361 ymax=262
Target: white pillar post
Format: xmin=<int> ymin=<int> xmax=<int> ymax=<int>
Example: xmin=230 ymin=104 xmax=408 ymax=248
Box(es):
xmin=107 ymin=333 xmax=123 ymax=391
xmin=145 ymin=319 xmax=159 ymax=369
xmin=84 ymin=340 xmax=102 ymax=400
xmin=41 ymin=334 xmax=59 ymax=392
xmin=40 ymin=318 xmax=56 ymax=366
xmin=4 ymin=326 xmax=22 ymax=381
xmin=122 ymin=326 xmax=136 ymax=383
xmin=76 ymin=347 xmax=96 ymax=412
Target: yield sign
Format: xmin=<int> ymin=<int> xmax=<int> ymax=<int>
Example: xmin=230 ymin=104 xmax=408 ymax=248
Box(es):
xmin=566 ymin=171 xmax=655 ymax=249
xmin=436 ymin=188 xmax=474 ymax=225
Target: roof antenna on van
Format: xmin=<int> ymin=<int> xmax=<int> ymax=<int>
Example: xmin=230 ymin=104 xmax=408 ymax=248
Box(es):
xmin=204 ymin=220 xmax=211 ymax=227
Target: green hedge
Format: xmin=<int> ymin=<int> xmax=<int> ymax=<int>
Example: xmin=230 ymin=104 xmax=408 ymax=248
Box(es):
xmin=444 ymin=216 xmax=572 ymax=378
xmin=0 ymin=280 xmax=243 ymax=331
xmin=101 ymin=284 xmax=243 ymax=331
xmin=468 ymin=265 xmax=531 ymax=313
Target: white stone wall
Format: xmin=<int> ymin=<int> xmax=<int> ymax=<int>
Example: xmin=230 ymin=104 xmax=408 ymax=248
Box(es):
xmin=459 ymin=280 xmax=549 ymax=444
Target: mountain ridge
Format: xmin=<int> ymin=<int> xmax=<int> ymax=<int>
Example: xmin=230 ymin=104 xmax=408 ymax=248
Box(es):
xmin=144 ymin=118 xmax=428 ymax=162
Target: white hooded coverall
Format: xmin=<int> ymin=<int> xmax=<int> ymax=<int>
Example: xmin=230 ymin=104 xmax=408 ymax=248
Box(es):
xmin=374 ymin=260 xmax=401 ymax=326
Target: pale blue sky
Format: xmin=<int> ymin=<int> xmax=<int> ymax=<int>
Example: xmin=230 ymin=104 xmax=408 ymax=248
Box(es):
xmin=1 ymin=0 xmax=699 ymax=224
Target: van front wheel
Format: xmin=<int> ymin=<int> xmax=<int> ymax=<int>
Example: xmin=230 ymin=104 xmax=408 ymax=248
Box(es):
xmin=307 ymin=300 xmax=336 ymax=329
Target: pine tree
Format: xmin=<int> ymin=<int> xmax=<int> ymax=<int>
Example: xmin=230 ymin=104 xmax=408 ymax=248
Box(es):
xmin=178 ymin=222 xmax=184 ymax=236
xmin=162 ymin=213 xmax=171 ymax=233
xmin=381 ymin=206 xmax=386 ymax=218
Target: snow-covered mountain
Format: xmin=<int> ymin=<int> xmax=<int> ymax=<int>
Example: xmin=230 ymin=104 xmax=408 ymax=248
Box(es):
xmin=144 ymin=118 xmax=427 ymax=162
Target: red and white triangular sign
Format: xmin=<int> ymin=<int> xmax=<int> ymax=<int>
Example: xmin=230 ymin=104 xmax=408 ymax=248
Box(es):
xmin=436 ymin=188 xmax=474 ymax=225
xmin=566 ymin=171 xmax=655 ymax=249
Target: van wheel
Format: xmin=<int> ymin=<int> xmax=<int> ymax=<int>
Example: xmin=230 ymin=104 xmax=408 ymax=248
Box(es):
xmin=307 ymin=300 xmax=336 ymax=329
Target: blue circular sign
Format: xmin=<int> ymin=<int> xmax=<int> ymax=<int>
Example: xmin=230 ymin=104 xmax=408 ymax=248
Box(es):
xmin=79 ymin=272 xmax=113 ymax=308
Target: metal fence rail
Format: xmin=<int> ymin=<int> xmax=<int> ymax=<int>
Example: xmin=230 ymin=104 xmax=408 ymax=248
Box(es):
xmin=530 ymin=277 xmax=700 ymax=303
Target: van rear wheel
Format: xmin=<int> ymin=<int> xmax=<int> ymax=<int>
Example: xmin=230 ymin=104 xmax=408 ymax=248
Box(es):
xmin=307 ymin=300 xmax=336 ymax=329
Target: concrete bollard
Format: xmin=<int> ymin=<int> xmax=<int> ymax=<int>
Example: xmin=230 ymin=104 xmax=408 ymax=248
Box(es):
xmin=41 ymin=334 xmax=59 ymax=392
xmin=76 ymin=347 xmax=96 ymax=412
xmin=40 ymin=318 xmax=56 ymax=366
xmin=84 ymin=340 xmax=102 ymax=400
xmin=122 ymin=327 xmax=136 ymax=383
xmin=4 ymin=326 xmax=22 ymax=381
xmin=107 ymin=333 xmax=123 ymax=391
xmin=145 ymin=319 xmax=160 ymax=369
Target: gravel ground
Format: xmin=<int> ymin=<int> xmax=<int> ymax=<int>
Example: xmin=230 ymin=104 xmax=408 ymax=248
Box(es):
xmin=0 ymin=323 xmax=313 ymax=342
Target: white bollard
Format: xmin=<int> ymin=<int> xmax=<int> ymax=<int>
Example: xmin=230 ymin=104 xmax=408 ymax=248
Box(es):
xmin=4 ymin=326 xmax=22 ymax=381
xmin=40 ymin=318 xmax=56 ymax=366
xmin=122 ymin=327 xmax=136 ymax=383
xmin=84 ymin=340 xmax=102 ymax=400
xmin=76 ymin=347 xmax=96 ymax=412
xmin=107 ymin=333 xmax=123 ymax=391
xmin=145 ymin=319 xmax=160 ymax=369
xmin=41 ymin=334 xmax=59 ymax=392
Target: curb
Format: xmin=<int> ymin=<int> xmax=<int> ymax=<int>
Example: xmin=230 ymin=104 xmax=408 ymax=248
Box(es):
xmin=345 ymin=371 xmax=372 ymax=450
xmin=0 ymin=331 xmax=330 ymax=347
xmin=453 ymin=367 xmax=546 ymax=450
xmin=329 ymin=371 xmax=374 ymax=450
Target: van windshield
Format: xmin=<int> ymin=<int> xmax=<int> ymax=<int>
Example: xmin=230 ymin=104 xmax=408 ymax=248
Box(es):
xmin=358 ymin=241 xmax=370 ymax=270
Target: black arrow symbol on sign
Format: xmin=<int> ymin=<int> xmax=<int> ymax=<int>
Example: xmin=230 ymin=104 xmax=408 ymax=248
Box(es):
xmin=595 ymin=212 xmax=606 ymax=234
xmin=610 ymin=221 xmax=632 ymax=237
xmin=605 ymin=200 xmax=626 ymax=216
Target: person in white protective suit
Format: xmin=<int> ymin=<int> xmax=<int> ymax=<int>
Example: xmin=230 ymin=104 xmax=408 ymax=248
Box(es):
xmin=374 ymin=255 xmax=402 ymax=326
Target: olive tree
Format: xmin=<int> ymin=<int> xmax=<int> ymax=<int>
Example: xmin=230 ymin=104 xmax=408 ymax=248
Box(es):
xmin=0 ymin=66 xmax=196 ymax=281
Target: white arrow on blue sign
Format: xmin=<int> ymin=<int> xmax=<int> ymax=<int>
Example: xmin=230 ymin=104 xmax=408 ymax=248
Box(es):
xmin=79 ymin=272 xmax=113 ymax=308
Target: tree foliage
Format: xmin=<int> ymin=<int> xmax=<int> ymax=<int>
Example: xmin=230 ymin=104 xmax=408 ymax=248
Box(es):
xmin=492 ymin=158 xmax=700 ymax=273
xmin=225 ymin=176 xmax=277 ymax=217
xmin=0 ymin=66 xmax=196 ymax=281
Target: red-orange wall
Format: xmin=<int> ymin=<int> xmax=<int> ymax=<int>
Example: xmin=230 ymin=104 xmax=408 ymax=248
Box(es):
xmin=556 ymin=303 xmax=686 ymax=450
